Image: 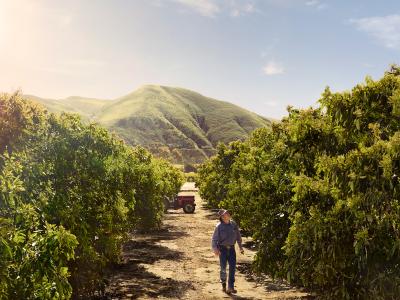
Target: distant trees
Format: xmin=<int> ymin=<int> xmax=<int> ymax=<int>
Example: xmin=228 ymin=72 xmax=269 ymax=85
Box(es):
xmin=196 ymin=66 xmax=400 ymax=299
xmin=0 ymin=93 xmax=184 ymax=299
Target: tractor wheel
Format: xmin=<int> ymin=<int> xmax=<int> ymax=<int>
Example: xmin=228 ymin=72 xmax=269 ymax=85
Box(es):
xmin=183 ymin=203 xmax=195 ymax=214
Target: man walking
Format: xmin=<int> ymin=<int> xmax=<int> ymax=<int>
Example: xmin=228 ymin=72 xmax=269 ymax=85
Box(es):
xmin=211 ymin=209 xmax=244 ymax=294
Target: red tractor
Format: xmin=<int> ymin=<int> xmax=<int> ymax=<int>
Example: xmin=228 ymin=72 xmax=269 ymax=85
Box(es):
xmin=164 ymin=195 xmax=196 ymax=213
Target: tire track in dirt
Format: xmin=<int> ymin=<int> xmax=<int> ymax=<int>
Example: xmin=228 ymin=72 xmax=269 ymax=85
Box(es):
xmin=104 ymin=182 xmax=312 ymax=299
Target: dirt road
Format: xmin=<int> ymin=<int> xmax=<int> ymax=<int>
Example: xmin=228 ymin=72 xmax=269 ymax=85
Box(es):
xmin=105 ymin=183 xmax=311 ymax=299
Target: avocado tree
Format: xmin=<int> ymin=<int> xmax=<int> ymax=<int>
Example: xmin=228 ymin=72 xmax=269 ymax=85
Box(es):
xmin=0 ymin=93 xmax=185 ymax=298
xmin=196 ymin=66 xmax=400 ymax=299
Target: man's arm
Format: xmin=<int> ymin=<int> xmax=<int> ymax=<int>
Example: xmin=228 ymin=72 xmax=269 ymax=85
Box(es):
xmin=234 ymin=222 xmax=244 ymax=252
xmin=211 ymin=224 xmax=220 ymax=252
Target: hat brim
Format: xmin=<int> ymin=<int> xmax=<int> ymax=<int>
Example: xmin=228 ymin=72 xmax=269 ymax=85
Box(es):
xmin=219 ymin=210 xmax=229 ymax=217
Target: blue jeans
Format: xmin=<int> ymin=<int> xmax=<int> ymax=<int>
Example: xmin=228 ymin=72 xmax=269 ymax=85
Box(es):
xmin=219 ymin=245 xmax=236 ymax=288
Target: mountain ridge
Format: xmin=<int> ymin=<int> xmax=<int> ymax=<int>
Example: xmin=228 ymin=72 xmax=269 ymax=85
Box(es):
xmin=25 ymin=85 xmax=272 ymax=164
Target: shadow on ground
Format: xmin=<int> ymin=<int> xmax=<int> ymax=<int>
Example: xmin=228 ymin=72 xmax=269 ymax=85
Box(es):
xmin=236 ymin=262 xmax=314 ymax=299
xmin=102 ymin=223 xmax=194 ymax=299
xmin=204 ymin=210 xmax=218 ymax=220
xmin=237 ymin=262 xmax=293 ymax=292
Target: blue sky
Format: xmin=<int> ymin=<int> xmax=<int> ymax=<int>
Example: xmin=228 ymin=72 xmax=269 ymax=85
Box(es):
xmin=1 ymin=0 xmax=399 ymax=119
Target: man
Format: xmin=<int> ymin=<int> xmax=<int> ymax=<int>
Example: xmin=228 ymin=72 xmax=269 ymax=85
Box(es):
xmin=211 ymin=208 xmax=244 ymax=294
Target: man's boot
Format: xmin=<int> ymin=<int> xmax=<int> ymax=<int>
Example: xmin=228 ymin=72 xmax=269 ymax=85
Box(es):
xmin=221 ymin=282 xmax=226 ymax=292
xmin=226 ymin=286 xmax=237 ymax=294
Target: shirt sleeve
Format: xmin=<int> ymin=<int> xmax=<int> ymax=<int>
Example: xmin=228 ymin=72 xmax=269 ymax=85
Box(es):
xmin=235 ymin=223 xmax=243 ymax=250
xmin=211 ymin=224 xmax=220 ymax=251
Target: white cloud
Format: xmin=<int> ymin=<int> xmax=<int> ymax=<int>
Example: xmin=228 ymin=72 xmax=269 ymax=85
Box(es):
xmin=264 ymin=100 xmax=278 ymax=107
xmin=306 ymin=0 xmax=318 ymax=5
xmin=170 ymin=0 xmax=256 ymax=18
xmin=305 ymin=0 xmax=328 ymax=10
xmin=172 ymin=0 xmax=220 ymax=17
xmin=230 ymin=2 xmax=255 ymax=17
xmin=350 ymin=14 xmax=400 ymax=49
xmin=263 ymin=61 xmax=284 ymax=75
xmin=231 ymin=9 xmax=240 ymax=17
xmin=244 ymin=3 xmax=255 ymax=12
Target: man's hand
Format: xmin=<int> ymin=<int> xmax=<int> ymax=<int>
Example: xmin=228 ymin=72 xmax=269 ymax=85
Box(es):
xmin=213 ymin=249 xmax=220 ymax=256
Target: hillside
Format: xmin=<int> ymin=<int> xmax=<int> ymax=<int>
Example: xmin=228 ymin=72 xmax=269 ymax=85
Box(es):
xmin=27 ymin=85 xmax=272 ymax=163
xmin=25 ymin=95 xmax=109 ymax=119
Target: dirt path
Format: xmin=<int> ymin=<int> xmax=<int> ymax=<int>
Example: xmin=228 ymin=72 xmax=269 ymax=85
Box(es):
xmin=105 ymin=183 xmax=311 ymax=300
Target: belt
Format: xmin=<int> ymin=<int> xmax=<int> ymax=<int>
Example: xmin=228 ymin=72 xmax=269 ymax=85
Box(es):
xmin=220 ymin=245 xmax=234 ymax=249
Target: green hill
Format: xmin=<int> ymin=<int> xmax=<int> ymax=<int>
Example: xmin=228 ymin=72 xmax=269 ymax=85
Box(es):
xmin=26 ymin=85 xmax=272 ymax=163
xmin=25 ymin=95 xmax=109 ymax=119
